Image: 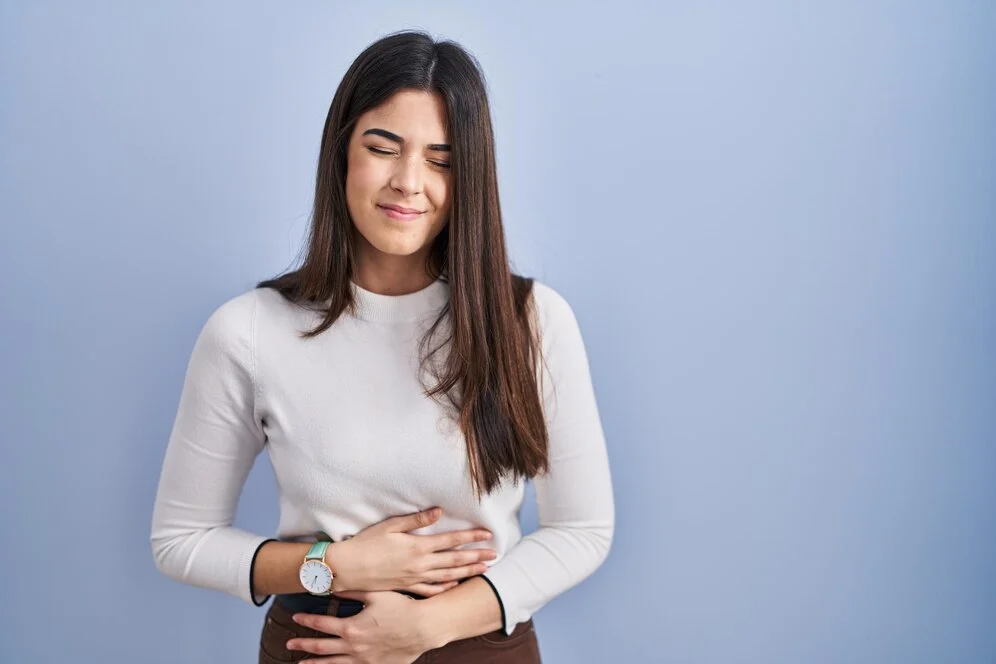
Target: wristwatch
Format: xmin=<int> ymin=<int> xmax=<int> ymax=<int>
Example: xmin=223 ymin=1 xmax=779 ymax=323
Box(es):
xmin=298 ymin=541 xmax=334 ymax=595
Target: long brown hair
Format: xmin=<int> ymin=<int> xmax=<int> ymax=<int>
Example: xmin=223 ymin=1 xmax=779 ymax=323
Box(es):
xmin=256 ymin=30 xmax=549 ymax=499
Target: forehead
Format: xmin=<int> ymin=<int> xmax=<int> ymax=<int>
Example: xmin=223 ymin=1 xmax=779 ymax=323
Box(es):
xmin=356 ymin=89 xmax=449 ymax=137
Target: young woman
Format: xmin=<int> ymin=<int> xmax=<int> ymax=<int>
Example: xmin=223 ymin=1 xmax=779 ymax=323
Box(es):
xmin=150 ymin=30 xmax=614 ymax=664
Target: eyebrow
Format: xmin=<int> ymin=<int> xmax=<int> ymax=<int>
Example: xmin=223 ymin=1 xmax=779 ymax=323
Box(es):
xmin=362 ymin=128 xmax=450 ymax=152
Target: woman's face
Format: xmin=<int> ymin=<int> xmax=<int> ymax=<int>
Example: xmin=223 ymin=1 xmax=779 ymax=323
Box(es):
xmin=345 ymin=89 xmax=452 ymax=279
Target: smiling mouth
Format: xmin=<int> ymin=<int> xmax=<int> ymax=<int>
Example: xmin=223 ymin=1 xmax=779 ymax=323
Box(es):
xmin=377 ymin=205 xmax=424 ymax=221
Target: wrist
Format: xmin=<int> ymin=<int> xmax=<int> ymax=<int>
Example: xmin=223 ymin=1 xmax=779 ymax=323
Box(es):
xmin=414 ymin=598 xmax=451 ymax=650
xmin=325 ymin=540 xmax=356 ymax=593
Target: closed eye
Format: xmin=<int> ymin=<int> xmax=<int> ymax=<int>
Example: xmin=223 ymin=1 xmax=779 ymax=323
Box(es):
xmin=367 ymin=146 xmax=449 ymax=169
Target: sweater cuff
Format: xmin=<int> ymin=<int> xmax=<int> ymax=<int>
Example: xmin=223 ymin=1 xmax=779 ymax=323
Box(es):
xmin=479 ymin=573 xmax=508 ymax=636
xmin=249 ymin=538 xmax=277 ymax=607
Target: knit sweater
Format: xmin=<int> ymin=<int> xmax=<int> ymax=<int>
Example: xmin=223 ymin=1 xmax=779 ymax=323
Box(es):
xmin=150 ymin=276 xmax=614 ymax=635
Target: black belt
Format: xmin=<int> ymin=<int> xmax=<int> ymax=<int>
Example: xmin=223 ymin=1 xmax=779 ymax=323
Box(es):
xmin=275 ymin=591 xmax=368 ymax=618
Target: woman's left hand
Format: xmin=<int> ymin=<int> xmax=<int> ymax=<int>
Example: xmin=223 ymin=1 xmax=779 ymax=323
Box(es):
xmin=286 ymin=589 xmax=439 ymax=663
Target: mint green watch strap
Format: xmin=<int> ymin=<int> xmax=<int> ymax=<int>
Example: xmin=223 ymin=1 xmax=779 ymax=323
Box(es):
xmin=305 ymin=540 xmax=330 ymax=561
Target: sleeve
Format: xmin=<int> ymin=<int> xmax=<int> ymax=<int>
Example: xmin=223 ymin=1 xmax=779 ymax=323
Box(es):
xmin=481 ymin=283 xmax=615 ymax=634
xmin=150 ymin=290 xmax=274 ymax=606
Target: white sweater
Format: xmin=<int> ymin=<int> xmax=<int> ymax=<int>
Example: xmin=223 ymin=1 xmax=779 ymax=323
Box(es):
xmin=150 ymin=276 xmax=614 ymax=635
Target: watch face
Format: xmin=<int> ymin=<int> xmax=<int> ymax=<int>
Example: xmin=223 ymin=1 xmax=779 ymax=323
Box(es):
xmin=299 ymin=560 xmax=333 ymax=594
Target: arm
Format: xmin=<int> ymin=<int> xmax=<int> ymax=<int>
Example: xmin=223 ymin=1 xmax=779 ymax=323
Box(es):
xmin=250 ymin=541 xmax=325 ymax=597
xmin=423 ymin=284 xmax=615 ymax=640
xmin=151 ymin=292 xmax=497 ymax=604
xmin=415 ymin=577 xmax=503 ymax=647
xmin=148 ymin=293 xmax=378 ymax=602
xmin=150 ymin=291 xmax=275 ymax=605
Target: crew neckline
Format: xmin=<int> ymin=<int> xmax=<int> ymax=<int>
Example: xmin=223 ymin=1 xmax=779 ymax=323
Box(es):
xmin=349 ymin=276 xmax=450 ymax=323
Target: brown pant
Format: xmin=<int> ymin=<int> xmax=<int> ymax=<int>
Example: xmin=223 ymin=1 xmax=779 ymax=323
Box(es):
xmin=259 ymin=594 xmax=542 ymax=663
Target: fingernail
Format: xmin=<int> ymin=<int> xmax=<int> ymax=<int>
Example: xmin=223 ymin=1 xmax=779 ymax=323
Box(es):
xmin=286 ymin=641 xmax=296 ymax=650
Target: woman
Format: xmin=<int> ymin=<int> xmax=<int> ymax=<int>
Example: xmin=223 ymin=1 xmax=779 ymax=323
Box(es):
xmin=150 ymin=30 xmax=614 ymax=664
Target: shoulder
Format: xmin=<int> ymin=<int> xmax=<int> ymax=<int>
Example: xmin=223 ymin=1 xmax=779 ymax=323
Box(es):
xmin=201 ymin=288 xmax=259 ymax=336
xmin=206 ymin=286 xmax=306 ymax=331
xmin=189 ymin=289 xmax=268 ymax=362
xmin=528 ymin=279 xmax=580 ymax=337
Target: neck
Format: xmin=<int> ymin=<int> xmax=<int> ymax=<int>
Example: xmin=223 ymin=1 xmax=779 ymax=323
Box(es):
xmin=351 ymin=268 xmax=436 ymax=296
xmin=350 ymin=231 xmax=437 ymax=296
xmin=348 ymin=273 xmax=449 ymax=323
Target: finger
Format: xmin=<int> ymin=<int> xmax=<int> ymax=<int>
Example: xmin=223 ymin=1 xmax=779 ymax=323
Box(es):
xmin=419 ymin=562 xmax=490 ymax=584
xmin=427 ymin=548 xmax=498 ymax=570
xmin=384 ymin=507 xmax=442 ymax=533
xmin=308 ymin=657 xmax=359 ymax=663
xmin=291 ymin=612 xmax=348 ymax=636
xmin=419 ymin=528 xmax=493 ymax=551
xmin=286 ymin=636 xmax=351 ymax=656
xmin=406 ymin=581 xmax=460 ymax=596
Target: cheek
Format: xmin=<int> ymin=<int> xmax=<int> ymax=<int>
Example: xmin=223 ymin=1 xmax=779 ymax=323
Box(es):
xmin=346 ymin=158 xmax=383 ymax=202
xmin=428 ymin=178 xmax=452 ymax=216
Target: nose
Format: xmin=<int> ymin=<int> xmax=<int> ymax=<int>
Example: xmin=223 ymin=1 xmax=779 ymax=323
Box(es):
xmin=389 ymin=153 xmax=424 ymax=196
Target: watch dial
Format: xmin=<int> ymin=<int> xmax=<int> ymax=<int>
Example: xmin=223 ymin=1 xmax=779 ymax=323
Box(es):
xmin=299 ymin=560 xmax=333 ymax=593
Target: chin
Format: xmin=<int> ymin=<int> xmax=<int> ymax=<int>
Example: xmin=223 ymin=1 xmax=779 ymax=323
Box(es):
xmin=368 ymin=236 xmax=429 ymax=257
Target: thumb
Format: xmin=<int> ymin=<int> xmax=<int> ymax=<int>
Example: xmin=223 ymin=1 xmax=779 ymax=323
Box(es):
xmin=387 ymin=507 xmax=442 ymax=533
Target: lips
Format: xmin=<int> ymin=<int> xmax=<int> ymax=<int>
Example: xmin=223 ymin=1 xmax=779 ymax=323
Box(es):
xmin=379 ymin=203 xmax=423 ymax=214
xmin=377 ymin=204 xmax=424 ymax=221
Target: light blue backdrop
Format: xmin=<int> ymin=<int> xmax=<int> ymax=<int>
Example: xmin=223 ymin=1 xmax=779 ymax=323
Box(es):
xmin=1 ymin=1 xmax=993 ymax=662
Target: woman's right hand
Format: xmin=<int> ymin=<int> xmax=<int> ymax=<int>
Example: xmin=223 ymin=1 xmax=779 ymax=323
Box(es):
xmin=329 ymin=507 xmax=497 ymax=597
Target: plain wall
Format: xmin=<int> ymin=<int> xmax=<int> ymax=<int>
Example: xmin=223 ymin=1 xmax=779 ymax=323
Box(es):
xmin=1 ymin=1 xmax=993 ymax=662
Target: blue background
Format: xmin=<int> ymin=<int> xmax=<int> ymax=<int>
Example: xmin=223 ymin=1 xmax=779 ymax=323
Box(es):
xmin=1 ymin=1 xmax=993 ymax=662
